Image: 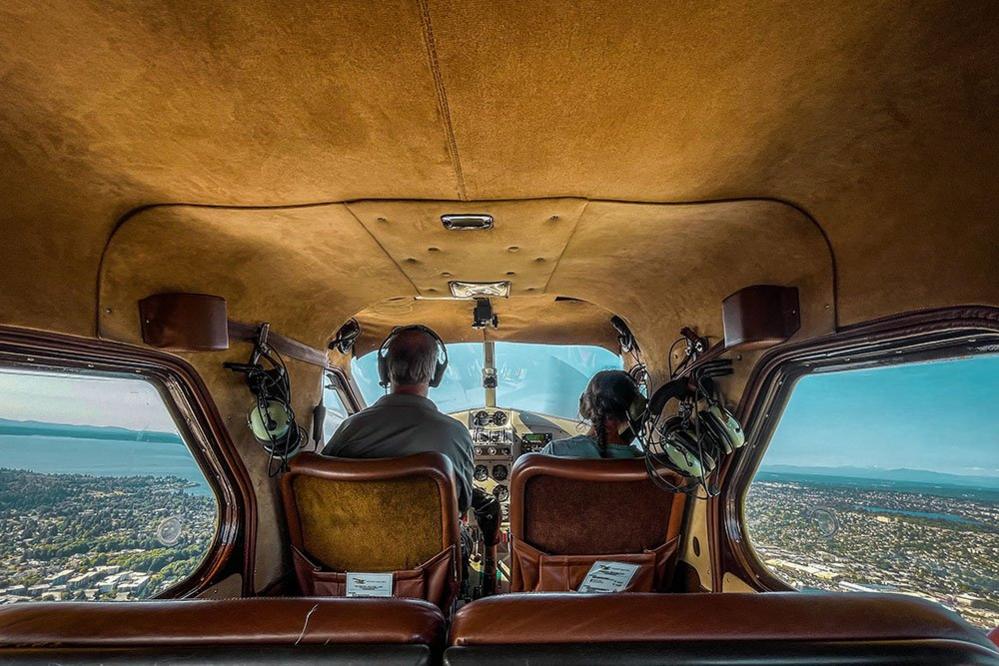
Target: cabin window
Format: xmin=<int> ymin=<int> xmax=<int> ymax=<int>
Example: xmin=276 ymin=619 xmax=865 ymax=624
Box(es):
xmin=322 ymin=371 xmax=351 ymax=443
xmin=0 ymin=367 xmax=220 ymax=602
xmin=744 ymin=354 xmax=999 ymax=629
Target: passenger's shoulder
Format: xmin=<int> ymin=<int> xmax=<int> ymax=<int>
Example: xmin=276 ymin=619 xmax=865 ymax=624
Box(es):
xmin=544 ymin=435 xmax=593 ymax=456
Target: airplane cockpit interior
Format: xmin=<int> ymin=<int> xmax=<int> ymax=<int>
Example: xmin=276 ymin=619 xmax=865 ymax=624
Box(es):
xmin=0 ymin=2 xmax=997 ymax=664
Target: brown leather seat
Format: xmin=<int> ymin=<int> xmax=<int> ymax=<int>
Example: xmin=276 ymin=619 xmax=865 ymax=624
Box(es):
xmin=0 ymin=597 xmax=445 ymax=665
xmin=446 ymin=592 xmax=999 ymax=665
xmin=280 ymin=451 xmax=461 ymax=611
xmin=508 ymin=453 xmax=686 ymax=592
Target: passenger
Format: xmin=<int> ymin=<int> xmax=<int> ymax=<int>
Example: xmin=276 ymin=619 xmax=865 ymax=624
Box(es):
xmin=322 ymin=326 xmax=475 ymax=512
xmin=542 ymin=370 xmax=643 ymax=459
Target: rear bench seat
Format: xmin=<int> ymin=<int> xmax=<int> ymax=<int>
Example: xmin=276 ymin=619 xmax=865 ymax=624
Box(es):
xmin=447 ymin=592 xmax=999 ymax=665
xmin=0 ymin=597 xmax=444 ymax=665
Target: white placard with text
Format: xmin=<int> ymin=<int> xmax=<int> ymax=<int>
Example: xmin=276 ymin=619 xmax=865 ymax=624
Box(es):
xmin=345 ymin=572 xmax=394 ymax=597
xmin=577 ymin=561 xmax=639 ymax=593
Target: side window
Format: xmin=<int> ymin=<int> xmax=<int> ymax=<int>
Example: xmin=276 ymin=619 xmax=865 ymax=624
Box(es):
xmin=0 ymin=367 xmax=220 ymax=602
xmin=745 ymin=354 xmax=999 ymax=629
xmin=322 ymin=372 xmax=350 ymax=443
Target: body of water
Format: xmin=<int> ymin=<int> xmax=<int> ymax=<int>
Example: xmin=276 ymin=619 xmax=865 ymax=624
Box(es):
xmin=0 ymin=435 xmax=214 ymax=497
xmin=755 ymin=471 xmax=999 ymax=503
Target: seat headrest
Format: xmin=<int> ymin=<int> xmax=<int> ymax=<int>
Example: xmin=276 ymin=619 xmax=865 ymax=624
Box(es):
xmin=449 ymin=592 xmax=995 ymax=651
xmin=0 ymin=598 xmax=445 ymax=648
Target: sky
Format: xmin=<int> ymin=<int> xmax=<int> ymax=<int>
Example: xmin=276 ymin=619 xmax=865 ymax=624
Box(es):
xmin=0 ymin=369 xmax=180 ymax=432
xmin=763 ymin=354 xmax=999 ymax=477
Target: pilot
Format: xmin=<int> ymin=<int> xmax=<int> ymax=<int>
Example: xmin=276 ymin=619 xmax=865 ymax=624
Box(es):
xmin=542 ymin=370 xmax=644 ymax=459
xmin=322 ymin=325 xmax=475 ymax=512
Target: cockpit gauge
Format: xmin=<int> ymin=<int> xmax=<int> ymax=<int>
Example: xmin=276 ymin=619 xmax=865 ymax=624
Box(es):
xmin=473 ymin=410 xmax=491 ymax=427
xmin=492 ymin=484 xmax=509 ymax=502
xmin=490 ymin=410 xmax=508 ymax=427
xmin=474 ymin=464 xmax=489 ymax=482
xmin=492 ymin=464 xmax=508 ymax=481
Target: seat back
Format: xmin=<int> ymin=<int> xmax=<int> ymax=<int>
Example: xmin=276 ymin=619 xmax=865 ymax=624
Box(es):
xmin=509 ymin=453 xmax=686 ymax=592
xmin=0 ymin=597 xmax=444 ymax=665
xmin=446 ymin=592 xmax=999 ymax=666
xmin=280 ymin=452 xmax=461 ymax=610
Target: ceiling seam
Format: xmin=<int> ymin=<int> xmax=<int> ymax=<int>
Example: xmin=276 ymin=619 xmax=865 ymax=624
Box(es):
xmin=342 ymin=203 xmax=423 ymax=295
xmin=542 ymin=199 xmax=591 ymax=294
xmin=417 ymin=0 xmax=467 ymax=201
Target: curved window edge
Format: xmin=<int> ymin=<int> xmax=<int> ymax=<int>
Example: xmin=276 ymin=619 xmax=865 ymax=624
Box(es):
xmin=0 ymin=325 xmax=254 ymax=599
xmin=713 ymin=306 xmax=999 ymax=594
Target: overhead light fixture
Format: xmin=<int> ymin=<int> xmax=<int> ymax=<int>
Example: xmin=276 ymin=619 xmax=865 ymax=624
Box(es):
xmin=449 ymin=280 xmax=510 ymax=298
xmin=441 ymin=214 xmax=493 ymax=230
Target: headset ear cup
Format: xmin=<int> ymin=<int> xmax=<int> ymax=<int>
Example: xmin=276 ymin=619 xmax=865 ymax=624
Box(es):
xmin=665 ymin=428 xmax=706 ymax=479
xmin=377 ymin=352 xmax=389 ymax=388
xmin=248 ymin=400 xmax=301 ymax=456
xmin=708 ymin=404 xmax=745 ymax=450
xmin=429 ymin=360 xmax=446 ymax=388
xmin=699 ymin=409 xmax=734 ymax=455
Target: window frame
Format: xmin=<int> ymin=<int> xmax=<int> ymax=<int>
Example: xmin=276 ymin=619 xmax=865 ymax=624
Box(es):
xmin=0 ymin=325 xmax=254 ymax=599
xmin=321 ymin=367 xmax=360 ymax=442
xmin=712 ymin=306 xmax=999 ymax=593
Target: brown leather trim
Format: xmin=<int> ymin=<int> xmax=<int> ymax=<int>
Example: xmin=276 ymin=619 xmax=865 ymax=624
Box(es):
xmin=0 ymin=325 xmax=256 ymax=597
xmin=279 ymin=452 xmax=461 ymax=608
xmin=0 ymin=598 xmax=445 ymax=648
xmin=711 ymin=305 xmax=999 ymax=592
xmin=139 ymin=293 xmax=230 ymax=351
xmin=448 ymin=592 xmax=995 ymax=650
xmin=228 ymin=319 xmax=329 ymax=368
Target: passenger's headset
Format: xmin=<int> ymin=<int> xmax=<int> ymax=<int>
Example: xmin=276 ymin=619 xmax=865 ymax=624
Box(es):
xmin=618 ymin=373 xmax=649 ymax=445
xmin=376 ymin=324 xmax=449 ymax=388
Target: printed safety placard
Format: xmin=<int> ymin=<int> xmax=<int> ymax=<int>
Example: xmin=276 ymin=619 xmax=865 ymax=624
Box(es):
xmin=577 ymin=561 xmax=639 ymax=593
xmin=345 ymin=572 xmax=394 ymax=597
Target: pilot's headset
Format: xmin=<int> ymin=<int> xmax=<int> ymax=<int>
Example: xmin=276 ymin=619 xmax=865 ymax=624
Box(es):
xmin=376 ymin=324 xmax=449 ymax=389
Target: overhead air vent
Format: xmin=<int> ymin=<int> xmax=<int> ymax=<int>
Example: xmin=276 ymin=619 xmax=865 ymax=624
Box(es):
xmin=441 ymin=214 xmax=493 ymax=230
xmin=449 ymin=280 xmax=510 ymax=298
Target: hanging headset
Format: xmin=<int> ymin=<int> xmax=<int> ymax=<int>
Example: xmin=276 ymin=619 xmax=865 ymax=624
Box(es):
xmin=224 ymin=323 xmax=304 ymax=476
xmin=637 ymin=358 xmax=745 ymax=496
xmin=376 ymin=324 xmax=449 ymax=388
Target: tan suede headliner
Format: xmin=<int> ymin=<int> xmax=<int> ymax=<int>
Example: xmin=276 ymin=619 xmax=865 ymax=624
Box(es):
xmin=98 ymin=198 xmax=832 ymax=377
xmin=2 ymin=0 xmax=997 ymax=340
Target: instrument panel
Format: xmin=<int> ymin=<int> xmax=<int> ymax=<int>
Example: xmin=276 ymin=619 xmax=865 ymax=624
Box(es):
xmin=453 ymin=407 xmax=574 ymax=522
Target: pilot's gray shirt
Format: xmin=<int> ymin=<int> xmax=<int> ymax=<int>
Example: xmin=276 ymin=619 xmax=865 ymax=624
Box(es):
xmin=322 ymin=393 xmax=475 ymax=513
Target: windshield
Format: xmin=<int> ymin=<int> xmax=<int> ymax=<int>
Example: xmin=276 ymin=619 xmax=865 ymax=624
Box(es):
xmin=352 ymin=342 xmax=621 ymax=419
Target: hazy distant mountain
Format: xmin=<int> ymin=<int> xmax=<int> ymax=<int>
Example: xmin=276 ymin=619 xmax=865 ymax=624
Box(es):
xmin=0 ymin=418 xmax=182 ymax=444
xmin=759 ymin=464 xmax=999 ymax=490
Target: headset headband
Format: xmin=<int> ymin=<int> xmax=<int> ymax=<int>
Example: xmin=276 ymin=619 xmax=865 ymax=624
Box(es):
xmin=376 ymin=324 xmax=449 ymax=388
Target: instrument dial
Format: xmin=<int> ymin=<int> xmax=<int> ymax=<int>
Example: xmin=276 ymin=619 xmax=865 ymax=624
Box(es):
xmin=474 ymin=464 xmax=489 ymax=482
xmin=492 ymin=484 xmax=509 ymax=502
xmin=473 ymin=410 xmax=491 ymax=427
xmin=490 ymin=410 xmax=508 ymax=426
xmin=492 ymin=464 xmax=508 ymax=481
